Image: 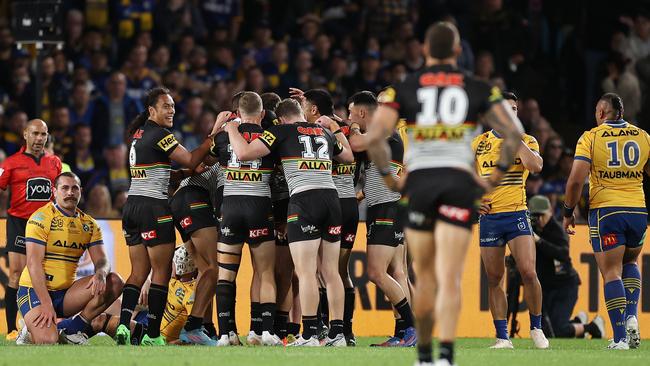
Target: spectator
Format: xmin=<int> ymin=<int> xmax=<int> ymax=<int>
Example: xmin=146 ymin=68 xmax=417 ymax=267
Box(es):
xmin=280 ymin=49 xmax=322 ymax=95
xmin=89 ymin=50 xmax=111 ymax=96
xmin=200 ymin=0 xmax=242 ymax=41
xmin=84 ymin=184 xmax=120 ymax=219
xmin=0 ymin=110 xmax=27 ymax=155
xmin=49 ymin=106 xmax=74 ymax=157
xmin=176 ymin=95 xmax=204 ymax=140
xmin=520 ymin=98 xmax=554 ymax=146
xmin=540 ymin=136 xmax=564 ymax=179
xmin=101 ymin=144 xmax=130 ymax=196
xmin=244 ymin=66 xmax=266 ymax=95
xmin=248 ymin=22 xmax=275 ymax=66
xmin=122 ymin=45 xmax=160 ymax=101
xmin=64 ymin=124 xmax=102 ymax=189
xmin=93 ymin=71 xmax=144 ymax=152
xmin=627 ymin=14 xmax=650 ymax=68
xmin=263 ymin=41 xmax=290 ymax=92
xmin=186 ymin=46 xmax=214 ymax=94
xmin=153 ymin=0 xmax=207 ymax=45
xmin=64 ymin=9 xmax=85 ymax=64
xmin=540 ymin=148 xmax=574 ymax=219
xmin=348 ymin=51 xmax=384 ymax=96
xmin=403 ymin=37 xmax=424 ymax=73
xmin=150 ymin=44 xmax=171 ymax=76
xmin=528 ymin=195 xmax=604 ymax=339
xmin=69 ymin=81 xmax=96 ymax=126
xmin=312 ymin=33 xmax=333 ymax=77
xmin=602 ymin=52 xmax=641 ymax=124
xmin=112 ymin=189 xmax=129 ymax=215
xmin=204 ymin=79 xmax=232 ymax=113
xmin=474 ymin=50 xmax=497 ymax=84
xmin=183 ymin=109 xmax=217 ymax=151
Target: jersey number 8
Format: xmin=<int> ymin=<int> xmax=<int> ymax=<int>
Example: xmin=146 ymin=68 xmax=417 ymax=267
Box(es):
xmin=416 ymin=86 xmax=469 ymax=126
xmin=606 ymin=140 xmax=640 ymax=168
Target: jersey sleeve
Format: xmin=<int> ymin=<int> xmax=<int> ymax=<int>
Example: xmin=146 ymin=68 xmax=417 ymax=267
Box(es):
xmin=257 ymin=125 xmax=285 ymax=152
xmin=0 ymin=158 xmax=12 ymax=190
xmin=479 ymin=85 xmax=504 ymax=115
xmin=378 ymin=85 xmax=402 ymax=114
xmin=210 ymin=133 xmax=225 ymax=158
xmin=525 ymin=135 xmax=540 ymax=154
xmin=88 ymin=218 xmax=104 ymax=247
xmin=152 ymin=128 xmax=180 ymax=156
xmin=325 ymin=130 xmax=344 ymax=157
xmin=574 ymin=131 xmax=593 ymax=163
xmin=470 ymin=135 xmax=481 ymax=154
xmin=25 ymin=210 xmax=51 ymax=246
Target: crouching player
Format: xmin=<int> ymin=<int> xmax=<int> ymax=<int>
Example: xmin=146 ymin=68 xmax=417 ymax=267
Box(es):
xmin=17 ymin=172 xmax=123 ymax=344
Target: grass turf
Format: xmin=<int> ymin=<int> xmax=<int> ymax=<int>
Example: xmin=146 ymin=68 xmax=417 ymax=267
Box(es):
xmin=1 ymin=337 xmax=649 ymax=366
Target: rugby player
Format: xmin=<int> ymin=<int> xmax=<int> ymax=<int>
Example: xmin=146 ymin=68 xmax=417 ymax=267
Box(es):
xmin=366 ymin=22 xmax=525 ymax=365
xmin=563 ymin=93 xmax=649 ymax=349
xmin=472 ymin=92 xmax=548 ymax=349
xmin=347 ymin=91 xmax=416 ymax=347
xmin=223 ymin=97 xmax=354 ymax=346
xmin=17 ymin=172 xmax=123 ymax=344
xmin=116 ymin=87 xmax=218 ymax=346
xmin=0 ymin=119 xmax=62 ymax=340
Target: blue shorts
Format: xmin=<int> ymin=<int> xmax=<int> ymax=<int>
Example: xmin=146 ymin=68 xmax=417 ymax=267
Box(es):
xmin=17 ymin=286 xmax=68 ymax=319
xmin=588 ymin=207 xmax=647 ymax=252
xmin=479 ymin=210 xmax=533 ymax=247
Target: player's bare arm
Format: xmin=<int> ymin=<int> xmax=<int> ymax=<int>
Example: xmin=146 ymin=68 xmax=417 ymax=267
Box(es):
xmin=366 ymin=105 xmax=399 ymax=182
xmin=518 ymin=142 xmax=543 ymax=173
xmin=562 ymin=159 xmax=590 ymax=235
xmin=87 ymin=245 xmax=110 ymax=296
xmin=224 ymin=121 xmax=271 ymax=161
xmin=316 ymin=116 xmax=354 ymax=163
xmin=482 ymin=100 xmax=525 ymax=186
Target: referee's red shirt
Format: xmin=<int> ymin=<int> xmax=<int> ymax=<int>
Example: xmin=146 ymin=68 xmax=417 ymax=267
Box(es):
xmin=0 ymin=146 xmax=62 ymax=219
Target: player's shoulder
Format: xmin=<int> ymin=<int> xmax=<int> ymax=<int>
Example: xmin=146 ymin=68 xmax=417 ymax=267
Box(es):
xmin=473 ymin=130 xmax=493 ymax=143
xmin=28 ymin=202 xmax=55 ymax=224
xmin=522 ymin=133 xmax=538 ymax=143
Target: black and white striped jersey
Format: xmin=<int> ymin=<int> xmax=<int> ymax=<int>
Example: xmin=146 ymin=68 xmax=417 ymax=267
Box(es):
xmin=212 ymin=123 xmax=275 ymax=198
xmin=363 ymin=132 xmax=404 ymax=207
xmin=331 ymin=124 xmax=356 ymax=199
xmin=381 ymin=64 xmax=501 ymax=172
xmin=258 ymin=122 xmax=343 ymax=196
xmin=179 ymin=163 xmax=224 ymax=207
xmin=128 ymin=120 xmax=179 ymax=200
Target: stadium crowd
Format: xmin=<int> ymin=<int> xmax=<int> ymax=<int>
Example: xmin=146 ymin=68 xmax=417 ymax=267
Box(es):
xmin=0 ymin=0 xmax=649 ymax=221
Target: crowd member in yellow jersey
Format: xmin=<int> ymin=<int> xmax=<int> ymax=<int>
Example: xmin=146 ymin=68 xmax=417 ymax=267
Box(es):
xmin=564 ymin=93 xmax=650 ymax=350
xmin=160 ymin=246 xmax=198 ymax=344
xmin=472 ymin=92 xmax=548 ymax=349
xmin=17 ymin=172 xmax=123 ymax=344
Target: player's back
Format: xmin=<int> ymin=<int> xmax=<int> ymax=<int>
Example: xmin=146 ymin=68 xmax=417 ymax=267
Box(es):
xmin=575 ymin=120 xmax=650 ymax=208
xmin=383 ymin=64 xmax=500 ymax=173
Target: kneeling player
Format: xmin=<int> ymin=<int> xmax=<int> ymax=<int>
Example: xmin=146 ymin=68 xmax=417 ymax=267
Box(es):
xmin=17 ymin=172 xmax=123 ymax=344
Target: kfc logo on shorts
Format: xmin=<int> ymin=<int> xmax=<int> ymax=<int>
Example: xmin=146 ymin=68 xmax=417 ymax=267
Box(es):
xmin=328 ymin=226 xmax=342 ymax=235
xmin=180 ymin=216 xmax=193 ymax=229
xmin=249 ymin=228 xmax=269 ymax=239
xmin=602 ymin=234 xmax=618 ymax=247
xmin=345 ymin=234 xmax=356 ymax=243
xmin=438 ymin=205 xmax=470 ymax=223
xmin=141 ymin=230 xmax=158 ymax=240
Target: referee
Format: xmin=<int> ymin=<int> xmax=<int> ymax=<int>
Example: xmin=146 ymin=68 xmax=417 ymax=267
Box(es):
xmin=0 ymin=119 xmax=61 ymax=340
xmin=115 ymin=87 xmax=218 ymax=346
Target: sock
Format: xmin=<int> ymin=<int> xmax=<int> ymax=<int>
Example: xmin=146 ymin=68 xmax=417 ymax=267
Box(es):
xmin=250 ymin=302 xmax=262 ymax=335
xmin=319 ymin=287 xmax=329 ymax=325
xmin=287 ymin=322 xmax=301 ymax=336
xmin=418 ymin=342 xmax=433 ymax=363
xmin=328 ymin=319 xmax=344 ymax=338
xmin=302 ymin=315 xmax=319 ymax=339
xmin=343 ymin=287 xmax=355 ymax=335
xmin=395 ymin=318 xmax=406 ymax=338
xmin=184 ymin=315 xmax=203 ymax=332
xmin=530 ymin=313 xmax=542 ymax=330
xmin=216 ymin=280 xmax=236 ymax=336
xmin=604 ymin=280 xmax=627 ymax=342
xmin=203 ymin=322 xmax=217 ymax=338
xmin=260 ymin=302 xmax=276 ymax=333
xmin=146 ymin=284 xmax=169 ymax=338
xmin=439 ymin=342 xmax=454 ymax=364
xmin=274 ymin=311 xmax=289 ymax=338
xmin=5 ymin=286 xmax=17 ymax=332
xmin=119 ymin=284 xmax=141 ymax=326
xmin=622 ymin=263 xmax=641 ymax=318
xmin=58 ymin=314 xmax=91 ymax=335
xmin=584 ymin=321 xmax=602 ymax=338
xmin=132 ymin=323 xmax=146 ymax=345
xmin=395 ymin=298 xmax=414 ymax=328
xmin=494 ymin=319 xmax=509 ymax=340
xmin=232 ymin=283 xmax=238 ymax=334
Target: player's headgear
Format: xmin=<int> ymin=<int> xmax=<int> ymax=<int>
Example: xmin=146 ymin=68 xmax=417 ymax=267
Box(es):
xmin=173 ymin=245 xmax=196 ymax=276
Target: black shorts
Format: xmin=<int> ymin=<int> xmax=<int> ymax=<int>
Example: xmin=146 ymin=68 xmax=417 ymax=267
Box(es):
xmin=286 ymin=189 xmax=341 ymax=243
xmin=366 ymin=201 xmax=404 ymax=247
xmin=403 ymin=168 xmax=482 ymax=231
xmin=219 ymin=196 xmax=275 ymax=245
xmin=273 ymin=198 xmax=289 ymax=246
xmin=340 ymin=198 xmax=359 ymax=249
xmin=214 ymin=185 xmax=224 ymax=219
xmin=170 ymin=186 xmax=217 ymax=242
xmin=122 ymin=196 xmax=176 ymax=247
xmin=6 ymin=214 xmax=27 ymax=255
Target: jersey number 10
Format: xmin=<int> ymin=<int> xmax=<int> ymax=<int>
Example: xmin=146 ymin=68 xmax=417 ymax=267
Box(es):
xmin=606 ymin=140 xmax=640 ymax=168
xmin=416 ymin=86 xmax=469 ymax=126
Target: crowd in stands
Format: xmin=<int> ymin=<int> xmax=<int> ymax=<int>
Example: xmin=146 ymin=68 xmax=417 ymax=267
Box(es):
xmin=0 ymin=0 xmax=649 ymax=219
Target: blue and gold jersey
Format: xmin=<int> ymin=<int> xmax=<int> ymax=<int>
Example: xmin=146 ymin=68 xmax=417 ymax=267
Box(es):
xmin=160 ymin=277 xmax=196 ymax=341
xmin=472 ymin=131 xmax=540 ymax=213
xmin=19 ymin=202 xmax=103 ymax=291
xmin=574 ymin=120 xmax=650 ymax=208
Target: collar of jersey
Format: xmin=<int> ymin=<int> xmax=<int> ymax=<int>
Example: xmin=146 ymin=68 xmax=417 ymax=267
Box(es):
xmin=54 ymin=203 xmax=79 ymax=218
xmin=490 ymin=129 xmax=501 ymax=138
xmin=603 ymin=119 xmax=627 ymax=128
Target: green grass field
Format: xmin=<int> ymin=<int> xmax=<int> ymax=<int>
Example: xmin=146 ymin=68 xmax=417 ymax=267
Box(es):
xmin=1 ymin=337 xmax=649 ymax=366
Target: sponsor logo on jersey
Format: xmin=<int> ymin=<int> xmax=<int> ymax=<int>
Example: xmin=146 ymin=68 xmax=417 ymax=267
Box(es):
xmin=249 ymin=228 xmax=269 ymax=238
xmin=82 ymin=223 xmax=90 ymax=232
xmin=130 ymin=168 xmax=147 ymax=179
xmin=410 ymin=125 xmax=471 ymax=141
xmin=26 ymin=177 xmax=52 ymax=201
xmin=133 ymin=129 xmax=144 ymax=139
xmin=334 ymin=164 xmax=355 ymax=175
xmin=601 ymin=129 xmax=638 ymax=137
xmin=298 ymin=160 xmax=331 ymax=171
xmin=175 ymin=287 xmax=185 ymax=298
xmin=438 ymin=204 xmax=470 ymax=223
xmin=226 ymin=170 xmax=262 ymax=181
xmin=157 ymin=134 xmax=178 ymax=151
xmin=475 ymin=140 xmax=492 ymax=155
xmin=53 ymin=240 xmax=87 ymax=249
xmin=0 ymin=168 xmax=4 ymax=176
xmin=297 ymin=126 xmax=325 ymax=136
xmin=328 ymin=225 xmax=341 ymax=235
xmin=141 ymin=230 xmax=158 ymax=240
xmin=419 ymin=72 xmax=464 ymax=87
xmin=597 ymin=170 xmax=643 ymax=179
xmin=50 ymin=217 xmax=64 ymax=231
xmin=260 ymin=131 xmax=276 ymax=146
xmin=242 ymin=132 xmax=262 ymax=142
xmin=27 ymin=220 xmax=45 ymax=229
xmin=180 ymin=216 xmax=193 ymax=229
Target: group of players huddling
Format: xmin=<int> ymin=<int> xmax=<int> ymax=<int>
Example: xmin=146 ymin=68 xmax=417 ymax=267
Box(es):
xmin=7 ymin=21 xmax=648 ymax=366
